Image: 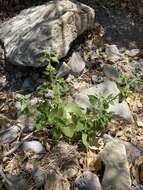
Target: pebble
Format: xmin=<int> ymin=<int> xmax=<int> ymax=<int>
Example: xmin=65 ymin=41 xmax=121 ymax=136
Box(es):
xmin=68 ymin=52 xmax=85 ymax=75
xmin=22 ymin=141 xmax=46 ymax=154
xmin=105 ymin=44 xmax=121 ymax=62
xmin=75 ymin=171 xmax=102 ymax=190
xmin=126 ymin=49 xmax=140 ymax=57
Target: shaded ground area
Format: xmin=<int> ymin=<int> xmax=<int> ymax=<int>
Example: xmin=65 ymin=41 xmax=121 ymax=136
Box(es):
xmin=79 ymin=0 xmax=143 ymax=48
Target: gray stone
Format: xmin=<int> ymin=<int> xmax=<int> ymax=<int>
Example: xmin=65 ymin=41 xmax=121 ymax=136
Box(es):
xmin=105 ymin=44 xmax=121 ymax=62
xmin=103 ymin=134 xmax=142 ymax=163
xmin=0 ymin=0 xmax=95 ymax=67
xmin=74 ymin=80 xmax=134 ymax=123
xmin=126 ymin=49 xmax=140 ymax=57
xmin=101 ymin=140 xmax=131 ymax=190
xmin=0 ymin=125 xmax=20 ymax=144
xmin=22 ymin=141 xmax=46 ymax=154
xmin=75 ymin=171 xmax=102 ymax=190
xmin=68 ymin=52 xmax=86 ymax=74
xmin=56 ymin=62 xmax=71 ymax=78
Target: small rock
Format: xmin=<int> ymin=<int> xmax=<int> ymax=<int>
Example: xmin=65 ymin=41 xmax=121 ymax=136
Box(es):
xmin=102 ymin=64 xmax=119 ymax=82
xmin=137 ymin=120 xmax=143 ymax=127
xmin=126 ymin=49 xmax=140 ymax=57
xmin=105 ymin=44 xmax=121 ymax=62
xmin=75 ymin=171 xmax=102 ymax=190
xmin=56 ymin=62 xmax=71 ymax=78
xmin=101 ymin=140 xmax=131 ymax=190
xmin=68 ymin=52 xmax=86 ymax=74
xmin=22 ymin=141 xmax=46 ymax=154
xmin=74 ymin=80 xmax=134 ymax=123
xmin=0 ymin=125 xmax=20 ymax=143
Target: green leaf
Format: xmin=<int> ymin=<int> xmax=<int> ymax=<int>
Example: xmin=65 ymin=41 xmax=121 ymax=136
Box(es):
xmin=88 ymin=95 xmax=98 ymax=105
xmin=64 ymin=103 xmax=82 ymax=116
xmin=50 ymin=56 xmax=59 ymax=63
xmin=60 ymin=126 xmax=75 ymax=138
xmin=75 ymin=121 xmax=86 ymax=132
xmin=51 ymin=128 xmax=62 ymax=140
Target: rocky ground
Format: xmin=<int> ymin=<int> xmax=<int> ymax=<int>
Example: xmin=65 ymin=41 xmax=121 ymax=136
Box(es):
xmin=0 ymin=0 xmax=143 ymax=190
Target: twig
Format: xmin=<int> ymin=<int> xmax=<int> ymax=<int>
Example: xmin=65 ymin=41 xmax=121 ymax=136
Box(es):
xmin=3 ymin=142 xmax=21 ymax=157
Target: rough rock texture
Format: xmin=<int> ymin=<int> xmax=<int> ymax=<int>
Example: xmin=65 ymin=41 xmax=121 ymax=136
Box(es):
xmin=101 ymin=140 xmax=131 ymax=190
xmin=67 ymin=52 xmax=86 ymax=74
xmin=75 ymin=171 xmax=102 ymax=190
xmin=103 ymin=134 xmax=142 ymax=163
xmin=0 ymin=0 xmax=95 ymax=67
xmin=74 ymin=80 xmax=134 ymax=123
xmin=0 ymin=125 xmax=20 ymax=144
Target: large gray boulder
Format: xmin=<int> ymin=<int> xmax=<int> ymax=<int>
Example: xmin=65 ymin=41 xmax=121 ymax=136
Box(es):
xmin=0 ymin=0 xmax=95 ymax=67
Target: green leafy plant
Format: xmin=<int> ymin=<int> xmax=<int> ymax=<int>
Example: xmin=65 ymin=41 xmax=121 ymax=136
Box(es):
xmin=39 ymin=48 xmax=59 ymax=66
xmin=118 ymin=73 xmax=141 ymax=102
xmin=20 ymin=96 xmax=30 ymax=114
xmin=35 ymin=67 xmax=141 ymax=147
xmin=22 ymin=51 xmax=141 ymax=147
xmin=35 ymin=93 xmax=116 ymax=147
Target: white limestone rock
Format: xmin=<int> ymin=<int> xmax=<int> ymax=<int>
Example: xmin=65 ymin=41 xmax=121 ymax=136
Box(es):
xmin=0 ymin=0 xmax=95 ymax=67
